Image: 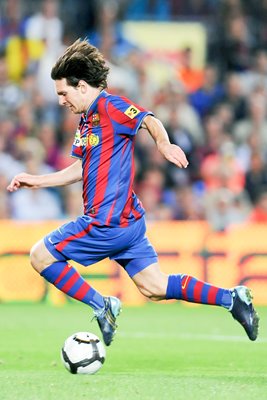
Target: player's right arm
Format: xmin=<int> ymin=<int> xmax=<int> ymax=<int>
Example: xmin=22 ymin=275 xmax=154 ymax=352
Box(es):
xmin=7 ymin=159 xmax=82 ymax=192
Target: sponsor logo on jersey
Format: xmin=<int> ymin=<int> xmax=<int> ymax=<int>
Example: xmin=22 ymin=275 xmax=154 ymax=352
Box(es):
xmin=81 ymin=136 xmax=88 ymax=146
xmin=124 ymin=105 xmax=141 ymax=119
xmin=88 ymin=133 xmax=99 ymax=146
xmin=74 ymin=129 xmax=99 ymax=147
xmin=73 ymin=129 xmax=81 ymax=146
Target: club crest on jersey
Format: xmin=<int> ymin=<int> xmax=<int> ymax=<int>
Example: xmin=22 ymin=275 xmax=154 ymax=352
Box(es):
xmin=124 ymin=105 xmax=141 ymax=119
xmin=88 ymin=133 xmax=99 ymax=146
xmin=92 ymin=113 xmax=100 ymax=126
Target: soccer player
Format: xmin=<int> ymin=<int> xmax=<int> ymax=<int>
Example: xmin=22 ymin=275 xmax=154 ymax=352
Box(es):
xmin=7 ymin=39 xmax=259 ymax=345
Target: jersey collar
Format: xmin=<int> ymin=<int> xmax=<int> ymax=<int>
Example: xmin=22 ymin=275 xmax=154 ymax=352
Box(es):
xmin=83 ymin=89 xmax=107 ymax=121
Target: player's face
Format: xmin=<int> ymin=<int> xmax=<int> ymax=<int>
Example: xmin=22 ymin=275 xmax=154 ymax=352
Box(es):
xmin=55 ymin=79 xmax=87 ymax=114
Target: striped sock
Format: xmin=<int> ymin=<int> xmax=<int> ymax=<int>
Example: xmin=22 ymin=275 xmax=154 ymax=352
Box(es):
xmin=41 ymin=261 xmax=105 ymax=311
xmin=166 ymin=274 xmax=233 ymax=309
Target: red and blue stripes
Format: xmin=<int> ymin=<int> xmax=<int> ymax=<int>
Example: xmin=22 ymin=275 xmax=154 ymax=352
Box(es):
xmin=70 ymin=90 xmax=151 ymax=227
xmin=166 ymin=274 xmax=232 ymax=308
xmin=41 ymin=261 xmax=104 ymax=310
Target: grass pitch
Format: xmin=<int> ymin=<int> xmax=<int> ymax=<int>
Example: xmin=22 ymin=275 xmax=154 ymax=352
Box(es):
xmin=0 ymin=302 xmax=266 ymax=400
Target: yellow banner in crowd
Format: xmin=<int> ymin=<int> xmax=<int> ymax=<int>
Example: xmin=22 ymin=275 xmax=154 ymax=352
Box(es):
xmin=0 ymin=221 xmax=267 ymax=305
xmin=122 ymin=21 xmax=206 ymax=85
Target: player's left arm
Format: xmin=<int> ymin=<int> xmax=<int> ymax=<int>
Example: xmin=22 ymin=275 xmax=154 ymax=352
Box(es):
xmin=142 ymin=115 xmax=189 ymax=168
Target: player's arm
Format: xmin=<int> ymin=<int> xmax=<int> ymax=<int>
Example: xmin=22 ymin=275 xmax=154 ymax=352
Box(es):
xmin=7 ymin=159 xmax=83 ymax=192
xmin=142 ymin=115 xmax=189 ymax=168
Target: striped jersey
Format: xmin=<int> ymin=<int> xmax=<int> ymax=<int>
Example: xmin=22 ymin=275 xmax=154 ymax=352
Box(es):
xmin=71 ymin=90 xmax=153 ymax=227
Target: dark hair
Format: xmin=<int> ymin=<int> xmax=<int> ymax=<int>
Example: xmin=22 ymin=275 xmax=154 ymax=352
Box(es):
xmin=51 ymin=39 xmax=109 ymax=88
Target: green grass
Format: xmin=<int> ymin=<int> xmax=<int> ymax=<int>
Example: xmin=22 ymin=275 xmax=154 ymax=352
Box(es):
xmin=0 ymin=302 xmax=266 ymax=400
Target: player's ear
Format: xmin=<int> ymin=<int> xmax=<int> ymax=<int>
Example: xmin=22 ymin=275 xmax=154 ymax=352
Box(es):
xmin=78 ymin=80 xmax=87 ymax=94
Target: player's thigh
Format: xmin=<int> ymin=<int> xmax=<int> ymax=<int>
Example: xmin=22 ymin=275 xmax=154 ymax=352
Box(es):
xmin=30 ymin=239 xmax=58 ymax=272
xmin=131 ymin=262 xmax=168 ymax=299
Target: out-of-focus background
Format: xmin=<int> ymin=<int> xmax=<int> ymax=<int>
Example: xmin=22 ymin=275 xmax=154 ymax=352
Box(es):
xmin=1 ymin=0 xmax=267 ymax=305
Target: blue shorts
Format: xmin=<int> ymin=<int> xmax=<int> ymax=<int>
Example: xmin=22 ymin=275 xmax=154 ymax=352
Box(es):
xmin=44 ymin=215 xmax=158 ymax=277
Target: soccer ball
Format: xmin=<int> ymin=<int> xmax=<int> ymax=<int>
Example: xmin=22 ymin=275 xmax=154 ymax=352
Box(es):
xmin=61 ymin=332 xmax=106 ymax=374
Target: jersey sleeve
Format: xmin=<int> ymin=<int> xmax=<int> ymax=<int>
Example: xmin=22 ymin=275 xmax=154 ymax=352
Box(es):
xmin=107 ymin=96 xmax=154 ymax=136
xmin=71 ymin=127 xmax=83 ymax=159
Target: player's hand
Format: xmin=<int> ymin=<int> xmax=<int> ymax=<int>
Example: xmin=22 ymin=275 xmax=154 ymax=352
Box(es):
xmin=159 ymin=143 xmax=189 ymax=168
xmin=6 ymin=173 xmax=39 ymax=192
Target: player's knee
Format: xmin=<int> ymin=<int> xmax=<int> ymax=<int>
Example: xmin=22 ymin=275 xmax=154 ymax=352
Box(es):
xmin=30 ymin=245 xmax=42 ymax=273
xmin=30 ymin=242 xmax=49 ymax=273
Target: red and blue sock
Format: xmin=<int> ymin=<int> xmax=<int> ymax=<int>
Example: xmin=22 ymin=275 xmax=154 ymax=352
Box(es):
xmin=166 ymin=274 xmax=233 ymax=309
xmin=41 ymin=261 xmax=105 ymax=311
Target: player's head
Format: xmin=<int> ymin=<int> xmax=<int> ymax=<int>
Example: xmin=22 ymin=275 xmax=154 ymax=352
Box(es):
xmin=51 ymin=38 xmax=109 ymax=89
xmin=51 ymin=39 xmax=109 ymax=113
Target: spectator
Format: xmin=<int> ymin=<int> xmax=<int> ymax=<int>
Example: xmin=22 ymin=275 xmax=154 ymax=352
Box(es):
xmin=176 ymin=47 xmax=204 ymax=94
xmin=155 ymin=81 xmax=204 ymax=145
xmin=249 ymin=190 xmax=267 ymax=222
xmin=24 ymin=0 xmax=63 ymax=51
xmin=239 ymin=49 xmax=267 ymax=95
xmin=10 ymin=185 xmax=63 ymax=220
xmin=135 ymin=166 xmax=173 ymax=221
xmin=165 ymin=108 xmax=198 ymax=183
xmin=14 ymin=101 xmax=37 ymax=139
xmin=233 ymin=87 xmax=267 ymax=149
xmin=218 ymin=13 xmax=256 ymax=73
xmin=0 ymin=49 xmax=24 ymax=116
xmin=213 ymin=102 xmax=235 ymax=134
xmin=189 ymin=64 xmax=225 ymax=118
xmin=200 ymin=127 xmax=245 ymax=195
xmin=222 ymin=72 xmax=248 ymax=121
xmin=0 ymin=0 xmax=25 ymax=45
xmin=0 ymin=0 xmax=27 ymax=81
xmin=172 ymin=185 xmax=205 ymax=221
xmin=37 ymin=122 xmax=61 ymax=169
xmin=23 ymin=0 xmax=65 ymax=124
xmin=9 ymin=137 xmax=64 ymax=220
xmin=0 ymin=123 xmax=23 ymax=181
xmin=244 ymin=151 xmax=267 ymax=204
xmin=204 ymin=188 xmax=250 ymax=231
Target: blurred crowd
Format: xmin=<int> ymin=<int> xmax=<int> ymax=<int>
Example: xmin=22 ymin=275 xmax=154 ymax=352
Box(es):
xmin=1 ymin=0 xmax=267 ymax=231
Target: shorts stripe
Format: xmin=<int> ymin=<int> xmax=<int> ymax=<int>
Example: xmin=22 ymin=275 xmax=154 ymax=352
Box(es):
xmin=55 ymin=221 xmax=99 ymax=252
xmin=44 ymin=215 xmax=156 ymax=268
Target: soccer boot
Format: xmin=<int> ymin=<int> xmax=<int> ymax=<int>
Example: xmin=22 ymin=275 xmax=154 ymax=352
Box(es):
xmin=94 ymin=296 xmax=122 ymax=346
xmin=229 ymin=286 xmax=259 ymax=341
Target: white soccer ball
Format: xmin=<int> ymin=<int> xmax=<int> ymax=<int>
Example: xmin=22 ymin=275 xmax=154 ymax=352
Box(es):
xmin=61 ymin=332 xmax=106 ymax=374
